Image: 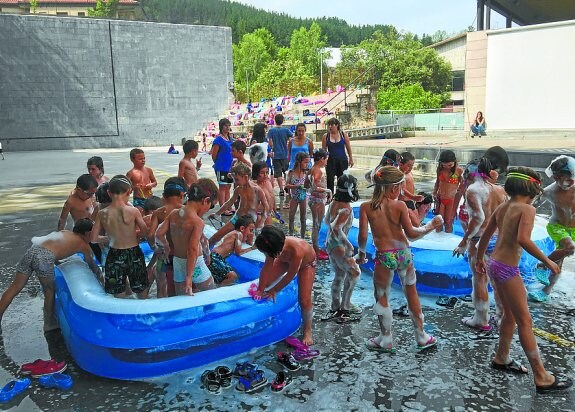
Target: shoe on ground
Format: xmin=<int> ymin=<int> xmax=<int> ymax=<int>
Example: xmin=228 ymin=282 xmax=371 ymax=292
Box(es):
xmin=347 ymin=303 xmax=363 ymax=315
xmin=29 ymin=360 xmax=67 ymax=378
xmin=0 ymin=378 xmax=30 ymax=403
xmin=38 ymin=373 xmax=73 ymax=390
xmin=20 ymin=359 xmax=51 ymax=375
xmin=277 ymin=352 xmax=300 ymax=371
xmin=271 ymin=371 xmax=293 ymax=393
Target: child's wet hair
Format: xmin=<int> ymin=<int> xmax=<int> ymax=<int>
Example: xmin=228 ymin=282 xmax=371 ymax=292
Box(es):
xmin=505 ymin=167 xmax=543 ymax=198
xmin=232 ymin=162 xmax=251 ymax=177
xmin=163 ymin=177 xmax=186 ymax=198
xmin=87 ymin=156 xmax=104 ymax=174
xmin=231 ymin=140 xmax=247 ymax=154
xmin=187 ymin=178 xmax=218 ymax=203
xmin=183 ymin=140 xmax=198 ymax=154
xmin=417 ymin=192 xmax=434 ymax=205
xmin=73 ymin=218 xmax=94 ymax=234
xmin=109 ymin=175 xmax=132 ymax=194
xmin=334 ymin=174 xmax=359 ymax=202
xmin=295 ymin=151 xmax=310 ymax=167
xmin=463 ymin=157 xmax=493 ymax=180
xmin=234 ymin=215 xmax=255 ymax=231
xmin=380 ymin=149 xmax=401 ymax=167
xmin=130 ymin=148 xmax=144 ymax=160
xmin=255 ymin=226 xmax=285 ymax=258
xmin=370 ymin=166 xmax=405 ymax=210
xmin=437 ymin=150 xmax=457 ymax=175
xmin=483 ymin=146 xmax=509 ymax=173
xmin=77 ymin=174 xmax=98 ymax=190
xmin=143 ymin=196 xmax=162 ymax=213
xmin=400 ymin=152 xmax=415 ymax=164
xmin=96 ymin=182 xmax=112 ymax=204
xmin=313 ymin=148 xmax=328 ymax=162
xmin=251 ymin=161 xmax=268 ymax=180
xmin=549 ymin=155 xmax=575 ymax=178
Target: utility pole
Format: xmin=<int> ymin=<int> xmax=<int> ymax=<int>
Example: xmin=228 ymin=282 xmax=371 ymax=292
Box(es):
xmin=246 ymin=69 xmax=249 ymax=101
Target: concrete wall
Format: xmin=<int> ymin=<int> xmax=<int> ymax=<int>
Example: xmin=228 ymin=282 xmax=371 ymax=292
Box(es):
xmin=486 ymin=20 xmax=575 ymax=130
xmin=0 ymin=15 xmax=233 ymax=151
xmin=464 ymin=31 xmax=488 ymax=130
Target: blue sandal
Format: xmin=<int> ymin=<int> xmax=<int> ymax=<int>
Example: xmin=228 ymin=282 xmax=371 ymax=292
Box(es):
xmin=0 ymin=378 xmax=30 ymax=403
xmin=236 ymin=369 xmax=267 ymax=393
xmin=233 ymin=361 xmax=258 ymax=378
xmin=38 ymin=373 xmax=73 ymax=390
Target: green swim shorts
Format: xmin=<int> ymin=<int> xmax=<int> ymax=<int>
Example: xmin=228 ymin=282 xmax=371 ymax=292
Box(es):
xmin=546 ymin=223 xmax=575 ymax=247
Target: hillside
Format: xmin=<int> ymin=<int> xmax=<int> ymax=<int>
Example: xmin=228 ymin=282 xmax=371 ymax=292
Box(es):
xmin=137 ymin=0 xmax=406 ymax=46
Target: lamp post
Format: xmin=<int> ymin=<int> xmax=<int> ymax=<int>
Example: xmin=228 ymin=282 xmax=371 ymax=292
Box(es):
xmin=320 ymin=50 xmax=323 ymax=94
xmin=245 ymin=69 xmax=249 ymax=102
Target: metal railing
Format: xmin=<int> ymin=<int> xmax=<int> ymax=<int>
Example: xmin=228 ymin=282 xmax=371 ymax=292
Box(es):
xmin=314 ymin=65 xmax=376 ymax=129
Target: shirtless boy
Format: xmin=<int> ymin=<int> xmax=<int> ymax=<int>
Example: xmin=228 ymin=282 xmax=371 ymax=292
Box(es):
xmin=0 ymin=218 xmax=99 ymax=332
xmin=231 ymin=140 xmax=252 ymax=169
xmin=92 ymin=175 xmax=149 ymax=299
xmin=398 ymin=152 xmax=428 ymax=226
xmin=252 ymin=162 xmax=276 ymax=227
xmin=529 ymin=155 xmax=575 ymax=302
xmin=147 ymin=177 xmax=187 ymax=297
xmin=358 ymin=166 xmax=443 ymax=352
xmin=156 ymin=178 xmax=218 ymax=295
xmin=208 ymin=215 xmax=257 ymax=286
xmin=453 ymin=158 xmax=507 ymax=331
xmin=208 ymin=163 xmax=269 ymax=246
xmin=254 ymin=226 xmax=316 ymax=346
xmin=126 ymin=148 xmax=157 ymax=211
xmin=57 ymin=174 xmax=98 ymax=230
xmin=178 ymin=140 xmax=202 ymax=188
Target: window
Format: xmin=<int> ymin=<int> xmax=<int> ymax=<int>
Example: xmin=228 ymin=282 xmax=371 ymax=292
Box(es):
xmin=78 ymin=12 xmax=85 ymax=17
xmin=452 ymin=70 xmax=465 ymax=92
xmin=451 ymin=99 xmax=464 ymax=106
xmin=56 ymin=12 xmax=68 ymax=16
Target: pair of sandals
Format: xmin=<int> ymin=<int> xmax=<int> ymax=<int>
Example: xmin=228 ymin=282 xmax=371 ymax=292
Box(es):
xmin=201 ymin=365 xmax=232 ymax=394
xmin=234 ymin=364 xmax=267 ymax=394
xmin=490 ymin=359 xmax=573 ymax=393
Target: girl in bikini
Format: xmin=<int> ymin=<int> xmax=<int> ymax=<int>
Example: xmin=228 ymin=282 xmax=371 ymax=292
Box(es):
xmin=357 ymin=166 xmax=444 ymax=353
xmin=476 ymin=167 xmax=571 ymax=394
xmin=433 ymin=150 xmax=464 ymax=233
xmin=308 ymin=149 xmax=331 ymax=260
xmin=323 ymin=173 xmax=361 ymax=322
xmin=286 ymin=152 xmax=310 ymax=238
xmin=253 ymin=226 xmax=317 ymax=346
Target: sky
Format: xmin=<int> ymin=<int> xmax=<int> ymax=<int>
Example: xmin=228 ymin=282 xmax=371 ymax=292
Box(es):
xmin=232 ymin=0 xmax=507 ymax=36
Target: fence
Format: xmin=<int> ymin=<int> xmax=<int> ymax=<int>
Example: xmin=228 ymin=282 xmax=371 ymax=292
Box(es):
xmin=377 ymin=109 xmax=465 ymax=131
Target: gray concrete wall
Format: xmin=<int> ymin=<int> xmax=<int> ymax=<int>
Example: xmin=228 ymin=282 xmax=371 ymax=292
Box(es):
xmin=0 ymin=15 xmax=233 ymax=151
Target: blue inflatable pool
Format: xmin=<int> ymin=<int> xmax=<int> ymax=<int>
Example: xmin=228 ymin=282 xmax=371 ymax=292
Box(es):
xmin=319 ymin=202 xmax=554 ymax=296
xmin=54 ymin=228 xmax=301 ymax=380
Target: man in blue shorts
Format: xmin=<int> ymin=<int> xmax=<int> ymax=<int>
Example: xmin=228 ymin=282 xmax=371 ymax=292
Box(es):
xmin=267 ymin=114 xmax=293 ymax=196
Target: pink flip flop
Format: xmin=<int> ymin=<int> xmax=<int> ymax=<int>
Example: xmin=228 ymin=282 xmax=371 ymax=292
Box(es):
xmin=461 ymin=317 xmax=492 ymax=332
xmin=284 ymin=336 xmax=309 ymax=351
xmin=292 ymin=348 xmax=320 ymax=361
xmin=417 ymin=336 xmax=438 ymax=351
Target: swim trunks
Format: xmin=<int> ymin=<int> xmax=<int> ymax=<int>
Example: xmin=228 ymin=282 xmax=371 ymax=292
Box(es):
xmin=546 ymin=223 xmax=575 ymax=247
xmin=173 ymin=255 xmax=213 ymax=284
xmin=16 ymin=245 xmax=56 ymax=278
xmin=486 ymin=257 xmax=519 ymax=284
xmin=104 ymin=245 xmax=148 ymax=294
xmin=133 ymin=198 xmax=147 ymax=209
xmin=374 ymin=248 xmax=413 ymax=271
xmin=208 ymin=252 xmax=234 ymax=284
xmin=403 ymin=200 xmax=416 ymax=210
xmin=156 ymin=255 xmax=175 ymax=296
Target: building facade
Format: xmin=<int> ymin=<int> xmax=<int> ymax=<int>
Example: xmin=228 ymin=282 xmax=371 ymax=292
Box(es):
xmin=0 ymin=0 xmax=138 ymax=20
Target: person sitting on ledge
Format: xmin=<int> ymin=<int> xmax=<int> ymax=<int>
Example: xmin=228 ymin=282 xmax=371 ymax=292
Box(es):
xmin=471 ymin=111 xmax=486 ymax=138
xmin=168 ymin=144 xmax=179 ymax=155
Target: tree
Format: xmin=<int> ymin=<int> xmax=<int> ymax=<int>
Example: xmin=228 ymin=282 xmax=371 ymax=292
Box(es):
xmin=288 ymin=22 xmax=327 ymax=76
xmin=376 ymin=83 xmax=446 ymax=111
xmin=88 ymin=0 xmax=120 ymax=18
xmin=232 ymin=28 xmax=277 ymax=92
xmin=251 ymin=58 xmax=317 ymax=101
xmin=29 ymin=0 xmax=39 ymax=14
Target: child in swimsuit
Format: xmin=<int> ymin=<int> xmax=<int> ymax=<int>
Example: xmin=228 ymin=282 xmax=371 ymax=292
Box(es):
xmin=156 ymin=179 xmax=219 ymax=295
xmin=253 ymin=226 xmax=317 ymax=346
xmin=92 ymin=175 xmax=149 ymax=298
xmin=126 ymin=148 xmax=158 ymax=212
xmin=286 ymin=152 xmax=310 ymax=238
xmin=528 ymin=155 xmax=575 ymax=302
xmin=252 ymin=162 xmax=276 ymax=228
xmin=87 ymin=156 xmax=109 ymax=186
xmin=324 ymin=174 xmax=361 ymax=321
xmin=357 ymin=166 xmax=443 ymax=353
xmin=433 ymin=150 xmax=464 ymax=233
xmin=476 ymin=167 xmax=571 ymax=394
xmin=308 ymin=149 xmax=331 ymax=260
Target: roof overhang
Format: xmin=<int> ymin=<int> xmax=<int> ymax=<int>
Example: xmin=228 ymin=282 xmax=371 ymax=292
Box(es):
xmin=488 ymin=0 xmax=575 ymax=26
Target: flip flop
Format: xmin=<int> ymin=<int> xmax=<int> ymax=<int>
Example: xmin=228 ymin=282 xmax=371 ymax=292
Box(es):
xmin=285 ymin=336 xmax=309 ymax=351
xmin=417 ymin=336 xmax=438 ymax=351
xmin=335 ymin=310 xmax=361 ymax=324
xmin=490 ymin=359 xmax=528 ymax=374
xmin=536 ymin=375 xmax=573 ymax=394
xmin=459 ymin=295 xmax=473 ymax=302
xmin=534 ymin=267 xmax=551 ymax=286
xmin=365 ymin=337 xmax=395 ymax=353
xmin=436 ymin=297 xmax=458 ymax=308
xmin=320 ymin=310 xmax=341 ymax=322
xmin=461 ymin=317 xmax=492 ymax=332
xmin=471 ymin=329 xmax=499 ymax=340
xmin=392 ymin=305 xmax=410 ymax=318
xmin=292 ymin=348 xmax=320 ymax=361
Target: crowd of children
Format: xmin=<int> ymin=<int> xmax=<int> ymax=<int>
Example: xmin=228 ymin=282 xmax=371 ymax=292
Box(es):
xmin=0 ymin=130 xmax=573 ymax=394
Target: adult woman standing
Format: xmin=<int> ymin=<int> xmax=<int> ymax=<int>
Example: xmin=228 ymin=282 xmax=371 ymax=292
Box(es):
xmin=322 ymin=117 xmax=354 ymax=193
xmin=212 ymin=118 xmax=234 ymax=215
xmin=471 ymin=111 xmax=486 ymax=138
xmin=287 ymin=123 xmax=314 ymax=170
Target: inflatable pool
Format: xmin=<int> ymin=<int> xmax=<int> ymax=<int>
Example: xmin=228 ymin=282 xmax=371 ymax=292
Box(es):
xmin=319 ymin=202 xmax=554 ymax=296
xmin=54 ymin=227 xmax=301 ymax=380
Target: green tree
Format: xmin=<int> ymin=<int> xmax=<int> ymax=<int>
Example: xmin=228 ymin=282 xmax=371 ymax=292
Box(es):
xmin=288 ymin=22 xmax=327 ymax=76
xmin=232 ymin=28 xmax=276 ymax=89
xmin=250 ymin=58 xmax=317 ymax=101
xmin=29 ymin=0 xmax=39 ymax=14
xmin=88 ymin=0 xmax=119 ymax=18
xmin=376 ymin=83 xmax=446 ymax=111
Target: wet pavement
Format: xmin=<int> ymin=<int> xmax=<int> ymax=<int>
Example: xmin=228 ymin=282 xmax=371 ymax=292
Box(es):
xmin=0 ymin=147 xmax=573 ymax=411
